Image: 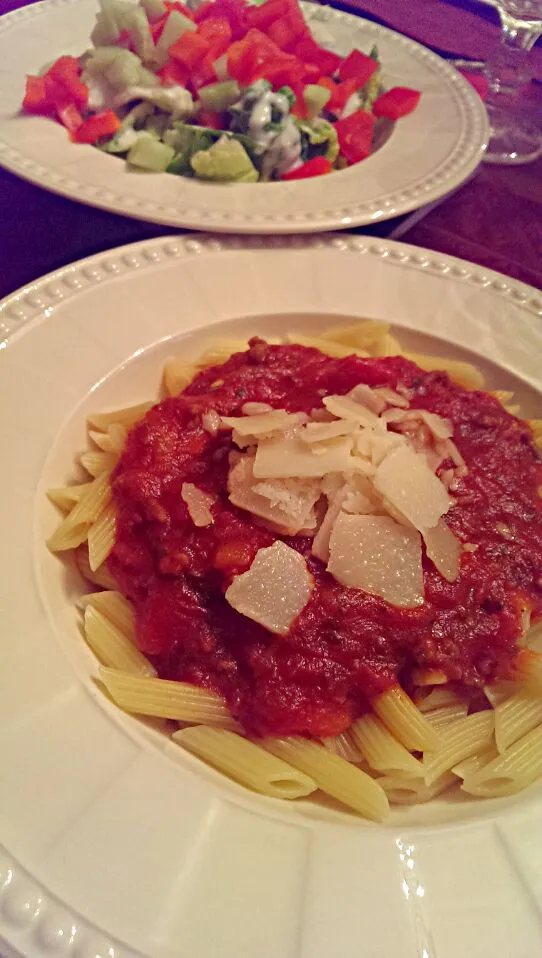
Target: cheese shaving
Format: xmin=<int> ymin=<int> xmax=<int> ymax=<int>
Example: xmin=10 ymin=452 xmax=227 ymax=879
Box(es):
xmin=181 ymin=483 xmax=215 ymax=527
xmin=373 ymin=444 xmax=451 ymax=533
xmin=423 ymin=519 xmax=462 ymax=582
xmin=222 ymin=410 xmax=304 ymax=436
xmin=225 ymin=541 xmax=313 ymax=635
xmin=323 ymin=395 xmax=380 ymax=429
xmin=254 ymin=435 xmax=354 ymax=479
xmin=328 ymin=512 xmax=424 ymax=607
xmin=229 ymin=457 xmax=319 ymax=535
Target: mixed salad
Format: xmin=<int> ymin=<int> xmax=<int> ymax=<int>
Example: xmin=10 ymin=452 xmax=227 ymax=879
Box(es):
xmin=21 ymin=0 xmax=421 ymax=182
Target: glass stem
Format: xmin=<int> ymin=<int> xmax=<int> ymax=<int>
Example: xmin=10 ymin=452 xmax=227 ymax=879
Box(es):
xmin=486 ymin=12 xmax=542 ymax=95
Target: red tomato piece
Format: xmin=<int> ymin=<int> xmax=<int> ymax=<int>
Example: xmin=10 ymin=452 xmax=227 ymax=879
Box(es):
xmin=157 ymin=59 xmax=190 ymax=86
xmin=22 ymin=75 xmax=52 ymax=115
xmin=372 ymin=86 xmax=421 ymax=119
xmin=46 ymin=56 xmax=88 ymax=110
xmin=245 ymin=0 xmax=287 ymax=31
xmin=197 ymin=16 xmax=232 ymax=58
xmin=169 ymin=31 xmax=211 ymax=69
xmin=164 ymin=1 xmax=195 ymax=18
xmin=194 ymin=0 xmax=216 ymax=21
xmin=267 ymin=12 xmax=306 ymax=51
xmin=197 ymin=109 xmax=227 ymax=129
xmin=317 ymin=76 xmax=358 ymax=114
xmin=281 ymin=156 xmax=333 ymax=179
xmin=150 ymin=13 xmax=169 ymax=43
xmin=338 ymin=49 xmax=378 ymax=87
xmin=189 ymin=55 xmax=217 ymax=90
xmin=74 ymin=110 xmax=121 ymax=144
xmin=334 ymin=108 xmax=375 ymax=164
xmin=294 ymin=37 xmax=342 ymax=76
xmin=206 ymin=0 xmax=249 ymax=39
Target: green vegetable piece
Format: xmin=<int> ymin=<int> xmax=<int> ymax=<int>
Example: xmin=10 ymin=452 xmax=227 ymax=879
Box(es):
xmin=91 ymin=9 xmax=120 ymax=47
xmin=127 ymin=135 xmax=175 ymax=171
xmin=303 ymin=83 xmax=331 ymax=121
xmin=190 ymin=136 xmax=258 ymax=182
xmin=296 ymin=118 xmax=339 ymax=163
xmin=123 ymin=6 xmax=154 ymax=64
xmin=198 ymin=80 xmax=241 ymax=112
xmin=369 ymin=44 xmax=379 ymax=61
xmin=276 ymin=85 xmax=296 ymax=108
xmin=140 ymin=0 xmax=167 ymax=22
xmin=360 ymin=69 xmax=382 ymax=111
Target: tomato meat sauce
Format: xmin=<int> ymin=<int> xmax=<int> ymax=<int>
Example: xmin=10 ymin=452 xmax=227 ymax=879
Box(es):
xmin=108 ymin=340 xmax=542 ymax=738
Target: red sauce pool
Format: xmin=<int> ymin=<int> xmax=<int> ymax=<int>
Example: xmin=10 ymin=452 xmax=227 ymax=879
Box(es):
xmin=108 ymin=340 xmax=542 ymax=738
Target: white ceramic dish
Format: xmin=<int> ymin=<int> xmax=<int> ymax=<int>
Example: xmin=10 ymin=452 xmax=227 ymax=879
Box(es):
xmin=1 ymin=234 xmax=542 ymax=958
xmin=0 ymin=0 xmax=489 ymax=233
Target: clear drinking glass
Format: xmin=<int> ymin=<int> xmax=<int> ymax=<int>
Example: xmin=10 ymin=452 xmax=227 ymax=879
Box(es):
xmin=480 ymin=0 xmax=542 ymax=164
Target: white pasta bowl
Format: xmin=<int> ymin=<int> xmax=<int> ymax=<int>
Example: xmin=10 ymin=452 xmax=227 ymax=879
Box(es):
xmin=1 ymin=234 xmax=542 ymax=958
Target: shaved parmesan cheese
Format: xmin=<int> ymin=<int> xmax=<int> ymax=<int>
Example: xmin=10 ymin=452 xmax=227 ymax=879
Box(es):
xmin=436 ymin=438 xmax=467 ymax=471
xmin=374 ymin=444 xmax=451 ymax=533
xmin=312 ymin=486 xmax=346 ymax=562
xmin=225 ymin=541 xmax=313 ymax=635
xmin=368 ymin=430 xmax=406 ymax=467
xmin=417 ymin=410 xmax=453 ymax=441
xmin=201 ymin=409 xmax=221 ymax=435
xmin=347 ymin=383 xmax=386 ymax=415
xmin=328 ymin=512 xmax=424 ymax=607
xmin=424 ymin=519 xmax=461 ymax=582
xmin=254 ymin=435 xmax=354 ymax=480
xmin=181 ymin=483 xmax=215 ymax=527
xmin=222 ymin=410 xmax=303 ymax=436
xmin=228 ymin=457 xmax=319 ymax=534
xmin=374 ymin=387 xmax=410 ymax=409
xmin=301 ymin=419 xmax=358 ymax=443
xmin=323 ymin=395 xmax=380 ymax=429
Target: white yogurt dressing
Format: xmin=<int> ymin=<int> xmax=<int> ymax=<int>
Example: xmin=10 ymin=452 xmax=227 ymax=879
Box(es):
xmin=244 ymin=83 xmax=302 ymax=175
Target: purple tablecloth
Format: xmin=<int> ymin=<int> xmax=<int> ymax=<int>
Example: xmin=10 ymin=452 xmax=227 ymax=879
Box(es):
xmin=1 ymin=0 xmax=541 ymax=298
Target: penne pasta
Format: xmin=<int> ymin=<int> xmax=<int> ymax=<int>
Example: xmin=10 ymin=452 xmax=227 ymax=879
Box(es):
xmin=490 ymin=390 xmax=514 ymax=405
xmin=99 ymin=667 xmax=240 ymax=730
xmin=75 ymin=545 xmax=117 ymax=589
xmin=423 ymin=711 xmax=495 ymax=785
xmin=424 ymin=702 xmax=469 ymax=730
xmin=89 ymin=423 xmax=128 ymax=454
xmin=47 ymin=483 xmax=93 ymax=511
xmin=461 ymin=724 xmax=542 ymax=798
xmin=79 ymin=450 xmax=118 ymax=478
xmin=411 ymin=669 xmax=448 ymax=687
xmin=195 ymin=340 xmax=249 ymax=368
xmin=378 ymin=772 xmax=457 ymax=805
xmin=321 ymin=731 xmax=364 ymax=764
xmin=404 ymin=351 xmax=484 ymax=390
xmin=416 ymin=686 xmax=463 ymax=711
xmin=87 ymin=501 xmax=117 ymax=571
xmin=494 ymin=690 xmax=542 ymax=754
xmin=452 ymin=745 xmax=499 ymax=780
xmin=163 ymin=358 xmax=198 ymax=397
xmin=87 ymin=401 xmax=153 ymax=432
xmin=287 ymin=332 xmax=369 ymax=359
xmin=510 ymin=648 xmax=542 ymax=694
xmin=263 ymin=737 xmax=390 ymax=822
xmin=320 ymin=319 xmax=390 ymax=351
xmin=373 ymin=686 xmax=441 ymax=751
xmin=350 ymin=714 xmax=423 ymax=777
xmin=372 ymin=333 xmax=401 ymax=357
xmin=484 ymin=680 xmax=519 ymax=709
xmin=173 ymin=726 xmax=317 ymax=800
xmin=78 ymin=590 xmax=135 ymax=642
xmin=47 ymin=471 xmax=112 ymax=553
xmin=84 ymin=606 xmax=156 ymax=676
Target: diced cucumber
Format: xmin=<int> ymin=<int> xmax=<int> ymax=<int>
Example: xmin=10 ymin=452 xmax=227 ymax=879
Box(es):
xmin=106 ymin=50 xmax=144 ymax=89
xmin=140 ymin=0 xmax=167 ymax=22
xmin=138 ymin=66 xmax=161 ymax=88
xmin=154 ymin=10 xmax=196 ymax=67
xmin=303 ymin=83 xmax=330 ymax=120
xmin=213 ymin=55 xmax=229 ymax=81
xmin=191 ymin=135 xmax=258 ymax=182
xmin=198 ymin=80 xmax=240 ymax=112
xmin=91 ymin=10 xmax=121 ymax=46
xmin=124 ymin=6 xmax=155 ymax=64
xmin=127 ymin=136 xmax=175 ymax=170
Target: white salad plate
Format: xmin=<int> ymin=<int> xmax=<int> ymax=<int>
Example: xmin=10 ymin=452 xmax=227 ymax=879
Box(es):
xmin=1 ymin=234 xmax=542 ymax=958
xmin=0 ymin=0 xmax=489 ymax=232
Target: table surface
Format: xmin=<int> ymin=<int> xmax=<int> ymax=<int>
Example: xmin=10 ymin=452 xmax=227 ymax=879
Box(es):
xmin=1 ymin=0 xmax=541 ymax=300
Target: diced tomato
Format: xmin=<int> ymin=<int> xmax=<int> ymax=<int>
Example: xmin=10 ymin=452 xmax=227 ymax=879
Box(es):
xmin=372 ymin=86 xmax=421 ymax=120
xmin=227 ymin=29 xmax=282 ymax=84
xmin=294 ymin=37 xmax=342 ymax=76
xmin=301 ymin=62 xmax=321 ymax=83
xmin=245 ymin=0 xmax=287 ymax=31
xmin=46 ymin=56 xmax=88 ymax=110
xmin=252 ymin=55 xmax=305 ymax=89
xmin=197 ymin=16 xmax=232 ymax=58
xmin=334 ymin=108 xmax=375 ymax=164
xmin=202 ymin=0 xmax=248 ymax=39
xmin=267 ymin=11 xmax=307 ymax=51
xmin=74 ymin=110 xmax=121 ymax=144
xmin=282 ymin=156 xmax=333 ymax=179
xmin=198 ymin=109 xmax=227 ymax=129
xmin=164 ymin=1 xmax=194 ymax=18
xmin=157 ymin=59 xmax=190 ymax=86
xmin=169 ymin=30 xmax=210 ymax=69
xmin=337 ymin=49 xmax=378 ymax=87
xmin=150 ymin=13 xmax=169 ymax=43
xmin=22 ymin=75 xmax=51 ymax=115
xmin=317 ymin=76 xmax=358 ymax=114
xmin=189 ymin=55 xmax=217 ymax=90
